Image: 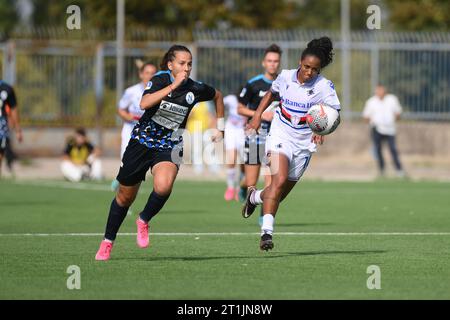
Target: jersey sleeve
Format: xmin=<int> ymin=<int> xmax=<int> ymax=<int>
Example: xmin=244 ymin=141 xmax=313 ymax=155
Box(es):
xmin=5 ymin=85 xmax=17 ymax=109
xmin=64 ymin=143 xmax=72 ymax=156
xmin=238 ymin=82 xmax=253 ymax=106
xmin=392 ymin=95 xmax=402 ymax=114
xmin=118 ymin=88 xmax=131 ymax=109
xmin=197 ymin=82 xmax=216 ymax=102
xmin=86 ymin=142 xmax=94 ymax=153
xmin=322 ymin=80 xmax=341 ymax=111
xmin=362 ymin=99 xmax=373 ymax=119
xmin=270 ymin=70 xmax=287 ymax=94
xmin=142 ymin=75 xmax=168 ymax=96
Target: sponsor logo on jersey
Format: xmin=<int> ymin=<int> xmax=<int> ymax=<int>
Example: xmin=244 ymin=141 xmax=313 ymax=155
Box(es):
xmin=0 ymin=90 xmax=8 ymax=100
xmin=283 ymin=99 xmax=313 ymax=109
xmin=259 ymin=90 xmax=267 ymax=97
xmin=239 ymin=87 xmax=247 ymax=97
xmin=329 ymin=81 xmax=335 ymax=89
xmin=145 ymin=81 xmax=152 ymax=90
xmin=151 ymin=100 xmax=189 ymax=130
xmin=186 ymin=92 xmax=195 ymax=104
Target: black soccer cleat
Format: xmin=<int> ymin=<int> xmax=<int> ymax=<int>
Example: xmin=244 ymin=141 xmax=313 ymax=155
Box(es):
xmin=241 ymin=186 xmax=257 ymax=218
xmin=260 ymin=233 xmax=274 ymax=251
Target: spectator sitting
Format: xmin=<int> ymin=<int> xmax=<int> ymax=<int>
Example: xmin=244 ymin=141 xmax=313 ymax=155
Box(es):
xmin=61 ymin=128 xmax=103 ymax=182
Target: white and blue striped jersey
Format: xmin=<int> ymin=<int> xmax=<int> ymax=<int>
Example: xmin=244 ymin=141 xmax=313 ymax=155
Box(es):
xmin=269 ymin=68 xmax=340 ymax=149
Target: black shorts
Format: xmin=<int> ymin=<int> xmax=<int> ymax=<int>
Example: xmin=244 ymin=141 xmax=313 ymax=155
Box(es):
xmin=0 ymin=135 xmax=8 ymax=155
xmin=116 ymin=139 xmax=182 ymax=186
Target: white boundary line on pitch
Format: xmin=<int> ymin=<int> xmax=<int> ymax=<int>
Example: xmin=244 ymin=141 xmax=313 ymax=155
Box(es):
xmin=1 ymin=232 xmax=450 ymax=237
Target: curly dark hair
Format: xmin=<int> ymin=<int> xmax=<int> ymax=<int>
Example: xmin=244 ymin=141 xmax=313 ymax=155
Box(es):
xmin=301 ymin=37 xmax=334 ymax=69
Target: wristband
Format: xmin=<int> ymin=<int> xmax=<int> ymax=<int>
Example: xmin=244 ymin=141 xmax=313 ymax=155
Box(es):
xmin=217 ymin=117 xmax=225 ymax=131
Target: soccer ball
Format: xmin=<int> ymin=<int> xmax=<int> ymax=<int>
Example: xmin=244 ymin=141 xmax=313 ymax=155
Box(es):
xmin=306 ymin=103 xmax=341 ymax=135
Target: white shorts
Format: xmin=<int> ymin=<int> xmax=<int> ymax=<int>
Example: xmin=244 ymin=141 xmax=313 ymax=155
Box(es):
xmin=265 ymin=131 xmax=313 ymax=181
xmin=224 ymin=126 xmax=245 ymax=152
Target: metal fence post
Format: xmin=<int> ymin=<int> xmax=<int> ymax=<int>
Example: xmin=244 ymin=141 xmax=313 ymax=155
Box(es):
xmin=370 ymin=43 xmax=379 ymax=93
xmin=95 ymin=43 xmax=105 ymax=151
xmin=341 ymin=0 xmax=352 ymax=119
xmin=3 ymin=41 xmax=16 ymax=85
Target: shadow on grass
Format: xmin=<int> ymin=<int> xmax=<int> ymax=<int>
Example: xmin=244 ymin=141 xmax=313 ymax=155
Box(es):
xmin=114 ymin=250 xmax=386 ymax=262
xmin=276 ymin=222 xmax=334 ymax=227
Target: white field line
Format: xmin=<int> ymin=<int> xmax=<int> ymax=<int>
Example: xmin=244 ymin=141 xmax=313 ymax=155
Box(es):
xmin=1 ymin=232 xmax=450 ymax=237
xmin=12 ymin=180 xmax=112 ymax=191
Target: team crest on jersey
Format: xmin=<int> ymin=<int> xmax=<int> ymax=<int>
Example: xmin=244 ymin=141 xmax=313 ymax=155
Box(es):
xmin=328 ymin=81 xmax=335 ymax=90
xmin=307 ymin=88 xmax=315 ymax=96
xmin=259 ymin=90 xmax=267 ymax=97
xmin=0 ymin=90 xmax=8 ymax=100
xmin=186 ymin=92 xmax=195 ymax=104
xmin=145 ymin=81 xmax=152 ymax=90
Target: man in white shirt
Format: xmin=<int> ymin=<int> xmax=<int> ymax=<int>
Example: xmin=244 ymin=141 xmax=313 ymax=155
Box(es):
xmin=362 ymin=85 xmax=404 ymax=177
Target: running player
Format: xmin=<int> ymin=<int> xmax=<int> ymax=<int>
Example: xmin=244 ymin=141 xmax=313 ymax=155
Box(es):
xmin=242 ymin=37 xmax=341 ymax=251
xmin=111 ymin=61 xmax=157 ymax=191
xmin=223 ymin=88 xmax=246 ymax=201
xmin=238 ymin=44 xmax=282 ymax=222
xmin=0 ymin=80 xmax=22 ymax=178
xmin=95 ymin=45 xmax=225 ymax=261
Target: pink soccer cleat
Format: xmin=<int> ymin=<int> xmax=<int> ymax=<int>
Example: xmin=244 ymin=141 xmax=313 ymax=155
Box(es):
xmin=224 ymin=187 xmax=235 ymax=201
xmin=95 ymin=240 xmax=113 ymax=261
xmin=136 ymin=218 xmax=150 ymax=248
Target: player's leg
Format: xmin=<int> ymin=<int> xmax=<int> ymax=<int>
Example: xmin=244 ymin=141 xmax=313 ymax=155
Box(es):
xmin=61 ymin=160 xmax=83 ymax=182
xmin=96 ymin=139 xmax=151 ymax=260
xmin=95 ymin=183 xmax=141 ymax=261
xmin=372 ymin=128 xmax=384 ymax=176
xmin=136 ymin=161 xmax=178 ymax=248
xmin=259 ymin=152 xmax=290 ymax=250
xmin=0 ymin=153 xmax=3 ymax=179
xmin=387 ymin=134 xmax=404 ymax=177
xmin=224 ymin=148 xmax=237 ymax=201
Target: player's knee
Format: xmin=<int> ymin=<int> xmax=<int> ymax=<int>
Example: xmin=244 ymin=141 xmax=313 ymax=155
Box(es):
xmin=116 ymin=190 xmax=136 ymax=207
xmin=153 ymin=181 xmax=173 ymax=196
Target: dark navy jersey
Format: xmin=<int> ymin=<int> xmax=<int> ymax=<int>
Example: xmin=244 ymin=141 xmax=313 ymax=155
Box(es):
xmin=238 ymin=74 xmax=281 ymax=131
xmin=131 ymin=70 xmax=216 ymax=151
xmin=0 ymin=81 xmax=17 ymax=138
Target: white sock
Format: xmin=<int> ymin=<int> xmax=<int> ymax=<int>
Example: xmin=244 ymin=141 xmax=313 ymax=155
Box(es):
xmin=261 ymin=214 xmax=274 ymax=235
xmin=104 ymin=238 xmax=113 ymax=243
xmin=250 ymin=189 xmax=263 ymax=205
xmin=226 ymin=168 xmax=235 ymax=189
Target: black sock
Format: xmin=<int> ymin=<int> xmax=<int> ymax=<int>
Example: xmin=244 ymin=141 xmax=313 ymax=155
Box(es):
xmin=104 ymin=198 xmax=129 ymax=241
xmin=139 ymin=190 xmax=170 ymax=223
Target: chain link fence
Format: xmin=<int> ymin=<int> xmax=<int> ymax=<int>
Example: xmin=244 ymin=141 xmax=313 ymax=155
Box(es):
xmin=1 ymin=29 xmax=449 ymax=127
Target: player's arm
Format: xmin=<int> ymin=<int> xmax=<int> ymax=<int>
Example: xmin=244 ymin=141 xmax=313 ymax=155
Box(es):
xmin=246 ymin=91 xmax=275 ymax=132
xmin=212 ymin=89 xmax=225 ymax=142
xmin=117 ymin=108 xmax=136 ymax=122
xmin=6 ymin=87 xmax=23 ymax=143
xmin=140 ymin=72 xmax=187 ymax=110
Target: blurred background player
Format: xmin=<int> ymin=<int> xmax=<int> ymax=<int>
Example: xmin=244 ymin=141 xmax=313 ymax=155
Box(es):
xmin=95 ymin=45 xmax=224 ymax=261
xmin=243 ymin=37 xmax=340 ymax=251
xmin=61 ymin=127 xmax=103 ymax=182
xmin=0 ymin=80 xmax=23 ymax=179
xmin=223 ymin=88 xmax=246 ymax=201
xmin=238 ymin=44 xmax=282 ymax=224
xmin=186 ymin=100 xmax=219 ymax=174
xmin=111 ymin=61 xmax=157 ymax=191
xmin=363 ymin=85 xmax=405 ymax=178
